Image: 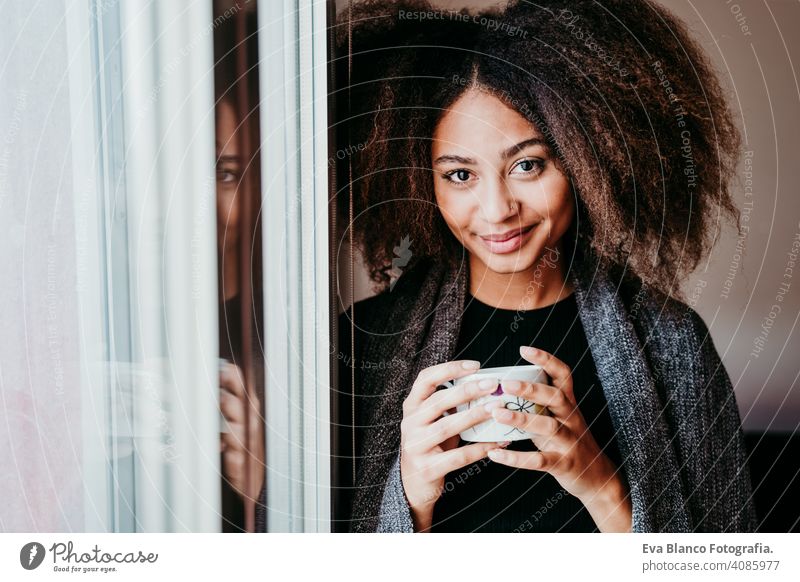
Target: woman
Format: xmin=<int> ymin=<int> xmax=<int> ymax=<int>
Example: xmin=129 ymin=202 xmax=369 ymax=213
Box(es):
xmin=216 ymin=95 xmax=266 ymax=532
xmin=336 ymin=0 xmax=756 ymax=532
xmin=214 ymin=9 xmax=266 ymax=532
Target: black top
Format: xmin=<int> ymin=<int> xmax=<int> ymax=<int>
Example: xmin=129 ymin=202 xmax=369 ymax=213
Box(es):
xmin=429 ymin=292 xmax=623 ymax=532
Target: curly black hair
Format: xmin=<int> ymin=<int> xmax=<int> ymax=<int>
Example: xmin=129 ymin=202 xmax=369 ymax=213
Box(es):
xmin=334 ymin=0 xmax=740 ymax=296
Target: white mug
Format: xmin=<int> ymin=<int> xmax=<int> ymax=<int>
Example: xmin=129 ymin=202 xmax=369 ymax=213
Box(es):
xmin=441 ymin=364 xmax=550 ymax=442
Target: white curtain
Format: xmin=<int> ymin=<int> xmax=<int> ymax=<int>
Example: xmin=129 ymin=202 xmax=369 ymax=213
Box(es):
xmin=0 ymin=0 xmax=220 ymax=532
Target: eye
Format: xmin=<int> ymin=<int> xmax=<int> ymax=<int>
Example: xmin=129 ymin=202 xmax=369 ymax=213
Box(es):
xmin=510 ymin=158 xmax=544 ymax=176
xmin=217 ymin=168 xmax=239 ymax=184
xmin=442 ymin=168 xmax=473 ymax=185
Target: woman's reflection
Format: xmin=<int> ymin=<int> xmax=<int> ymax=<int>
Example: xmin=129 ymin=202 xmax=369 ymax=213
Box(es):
xmin=214 ymin=3 xmax=265 ymax=532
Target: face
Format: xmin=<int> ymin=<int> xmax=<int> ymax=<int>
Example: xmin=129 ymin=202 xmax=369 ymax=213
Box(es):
xmin=215 ymin=99 xmax=242 ymax=253
xmin=431 ymin=89 xmax=574 ymax=277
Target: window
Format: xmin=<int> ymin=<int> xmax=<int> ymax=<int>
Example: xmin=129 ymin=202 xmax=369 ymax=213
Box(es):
xmin=0 ymin=0 xmax=332 ymax=533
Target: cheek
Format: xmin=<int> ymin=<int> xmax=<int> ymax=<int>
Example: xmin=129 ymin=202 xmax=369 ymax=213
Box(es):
xmin=551 ymin=189 xmax=575 ymax=231
xmin=217 ymin=189 xmax=240 ymax=228
xmin=217 ymin=187 xmax=234 ymax=210
xmin=533 ymin=175 xmax=574 ymax=231
xmin=434 ymin=189 xmax=473 ymax=238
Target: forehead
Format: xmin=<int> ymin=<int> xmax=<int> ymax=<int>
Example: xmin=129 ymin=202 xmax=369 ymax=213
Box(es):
xmin=432 ymin=89 xmax=541 ymax=152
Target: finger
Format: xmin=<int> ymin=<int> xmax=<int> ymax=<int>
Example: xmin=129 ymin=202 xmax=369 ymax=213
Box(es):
xmin=491 ymin=408 xmax=569 ymax=448
xmin=406 ymin=399 xmax=503 ymax=453
xmin=433 ymin=441 xmax=510 ymax=475
xmin=222 ymin=417 xmax=247 ymax=442
xmin=487 ymin=448 xmax=559 ymax=471
xmin=221 ymin=431 xmax=245 ymax=454
xmin=405 ymin=360 xmax=481 ymax=408
xmin=519 ymin=346 xmax=574 ymax=400
xmin=223 ymin=426 xmax=260 ymax=457
xmin=220 ymin=364 xmax=246 ymax=398
xmin=501 ymin=379 xmax=574 ymax=418
xmin=224 ymin=417 xmax=264 ymax=444
xmin=412 ymin=401 xmax=503 ymax=451
xmin=221 ymin=389 xmax=264 ymax=432
xmin=220 ymin=391 xmax=244 ymax=423
xmin=416 ymin=378 xmax=498 ymax=423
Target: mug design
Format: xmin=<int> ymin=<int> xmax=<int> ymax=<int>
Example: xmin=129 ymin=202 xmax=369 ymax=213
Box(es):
xmin=502 ymin=396 xmax=537 ymax=437
xmin=466 ymin=382 xmax=535 ymax=438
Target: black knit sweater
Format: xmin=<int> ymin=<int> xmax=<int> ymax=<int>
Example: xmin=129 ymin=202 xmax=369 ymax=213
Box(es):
xmin=344 ymin=256 xmax=757 ymax=532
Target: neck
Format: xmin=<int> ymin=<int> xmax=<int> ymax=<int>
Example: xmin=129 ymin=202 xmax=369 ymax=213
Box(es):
xmin=468 ymin=244 xmax=573 ymax=310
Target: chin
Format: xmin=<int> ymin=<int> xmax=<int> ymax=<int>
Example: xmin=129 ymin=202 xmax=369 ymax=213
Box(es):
xmin=477 ymin=248 xmax=539 ymax=274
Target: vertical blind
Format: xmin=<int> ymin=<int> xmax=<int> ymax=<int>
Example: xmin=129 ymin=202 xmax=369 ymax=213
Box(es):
xmin=260 ymin=0 xmax=332 ymax=532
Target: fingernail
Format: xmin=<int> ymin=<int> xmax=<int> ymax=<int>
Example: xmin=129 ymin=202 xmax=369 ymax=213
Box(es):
xmin=520 ymin=346 xmax=536 ymax=355
xmin=493 ymin=408 xmax=514 ymax=422
xmin=483 ymin=400 xmax=504 ymax=412
xmin=488 ymin=449 xmax=506 ymax=462
xmin=502 ymin=380 xmax=519 ymax=393
xmin=462 ymin=360 xmax=481 ymax=369
xmin=478 ymin=379 xmax=495 ymax=390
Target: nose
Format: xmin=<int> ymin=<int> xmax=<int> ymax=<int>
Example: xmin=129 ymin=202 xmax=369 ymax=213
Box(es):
xmin=479 ymin=173 xmax=518 ymax=224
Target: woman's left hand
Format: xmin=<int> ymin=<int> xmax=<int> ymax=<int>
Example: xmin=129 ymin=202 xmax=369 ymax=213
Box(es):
xmin=487 ymin=345 xmax=632 ymax=532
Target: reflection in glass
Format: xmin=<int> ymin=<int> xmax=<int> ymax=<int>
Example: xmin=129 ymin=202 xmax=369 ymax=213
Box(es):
xmin=213 ymin=0 xmax=266 ymax=533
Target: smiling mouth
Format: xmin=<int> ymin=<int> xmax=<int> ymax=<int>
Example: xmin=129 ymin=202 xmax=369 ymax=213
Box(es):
xmin=476 ymin=225 xmax=536 ymax=254
xmin=479 ymin=225 xmax=535 ymax=242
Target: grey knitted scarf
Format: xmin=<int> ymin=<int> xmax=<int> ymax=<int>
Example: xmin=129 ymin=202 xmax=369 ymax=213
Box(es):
xmin=348 ymin=254 xmax=757 ymax=532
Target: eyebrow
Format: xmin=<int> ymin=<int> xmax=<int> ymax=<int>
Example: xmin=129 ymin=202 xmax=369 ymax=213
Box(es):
xmin=500 ymin=137 xmax=548 ymax=160
xmin=216 ymin=155 xmax=242 ymax=164
xmin=432 ymin=137 xmax=548 ymax=166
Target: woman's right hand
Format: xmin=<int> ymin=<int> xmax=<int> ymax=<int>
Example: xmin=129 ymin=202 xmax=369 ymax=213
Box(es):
xmin=400 ymin=359 xmax=508 ymax=532
xmin=219 ymin=361 xmax=265 ymax=503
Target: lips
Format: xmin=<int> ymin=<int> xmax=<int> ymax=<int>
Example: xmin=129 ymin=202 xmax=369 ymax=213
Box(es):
xmin=480 ymin=226 xmax=534 ymax=242
xmin=477 ymin=225 xmax=535 ymax=254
